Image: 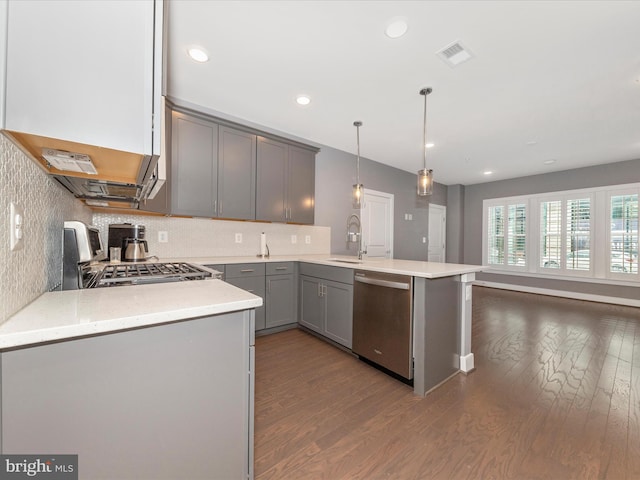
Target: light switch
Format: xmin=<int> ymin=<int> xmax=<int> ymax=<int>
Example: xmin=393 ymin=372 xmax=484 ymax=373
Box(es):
xmin=291 ymin=235 xmax=297 ymax=244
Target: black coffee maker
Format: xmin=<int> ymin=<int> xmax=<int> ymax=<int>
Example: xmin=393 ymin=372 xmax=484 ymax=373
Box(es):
xmin=108 ymin=223 xmax=148 ymax=262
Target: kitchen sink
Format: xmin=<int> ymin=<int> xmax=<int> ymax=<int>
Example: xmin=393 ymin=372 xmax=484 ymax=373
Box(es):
xmin=326 ymin=258 xmax=363 ymax=264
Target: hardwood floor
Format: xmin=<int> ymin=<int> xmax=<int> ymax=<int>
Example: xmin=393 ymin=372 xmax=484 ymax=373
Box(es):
xmin=254 ymin=287 xmax=640 ymax=479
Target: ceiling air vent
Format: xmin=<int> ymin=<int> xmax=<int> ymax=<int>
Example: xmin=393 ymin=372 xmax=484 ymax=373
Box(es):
xmin=437 ymin=40 xmax=474 ymax=67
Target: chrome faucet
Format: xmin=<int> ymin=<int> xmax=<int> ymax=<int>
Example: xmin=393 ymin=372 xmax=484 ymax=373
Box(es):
xmin=346 ymin=214 xmax=367 ymax=260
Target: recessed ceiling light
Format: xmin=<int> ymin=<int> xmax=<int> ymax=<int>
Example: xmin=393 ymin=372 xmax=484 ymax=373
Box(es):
xmin=187 ymin=47 xmax=209 ymax=63
xmin=425 ymin=142 xmax=435 ymax=149
xmin=544 ymin=159 xmax=556 ymax=165
xmin=296 ymin=95 xmax=311 ymax=106
xmin=483 ymin=171 xmax=493 ymax=175
xmin=385 ymin=18 xmax=408 ymax=39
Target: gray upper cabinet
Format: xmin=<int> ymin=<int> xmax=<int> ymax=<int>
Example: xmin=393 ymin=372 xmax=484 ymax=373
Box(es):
xmin=169 ymin=109 xmax=257 ymax=220
xmin=170 ymin=110 xmax=218 ymax=217
xmin=256 ymin=137 xmax=315 ymax=224
xmin=218 ymin=126 xmax=256 ymax=220
xmin=288 ymin=146 xmax=315 ymax=225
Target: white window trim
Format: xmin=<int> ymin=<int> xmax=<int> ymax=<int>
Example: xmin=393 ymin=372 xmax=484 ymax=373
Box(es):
xmin=483 ymin=182 xmax=640 ymax=285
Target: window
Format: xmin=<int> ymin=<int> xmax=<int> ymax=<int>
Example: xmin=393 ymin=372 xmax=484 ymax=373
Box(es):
xmin=485 ymin=201 xmax=526 ymax=269
xmin=566 ymin=198 xmax=591 ymax=271
xmin=540 ymin=200 xmax=561 ymax=269
xmin=610 ymin=193 xmax=638 ymax=275
xmin=539 ymin=197 xmax=592 ymax=273
xmin=487 ymin=206 xmax=504 ymax=265
xmin=483 ymin=182 xmax=639 ymax=284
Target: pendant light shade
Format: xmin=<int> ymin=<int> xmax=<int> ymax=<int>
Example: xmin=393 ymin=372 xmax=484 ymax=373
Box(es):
xmin=353 ymin=121 xmax=364 ymax=209
xmin=417 ymin=87 xmax=434 ymax=196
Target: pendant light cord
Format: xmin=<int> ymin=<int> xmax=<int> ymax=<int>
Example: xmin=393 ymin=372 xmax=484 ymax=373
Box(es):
xmin=420 ymin=88 xmax=432 ymax=171
xmin=354 ymin=121 xmax=362 ymax=184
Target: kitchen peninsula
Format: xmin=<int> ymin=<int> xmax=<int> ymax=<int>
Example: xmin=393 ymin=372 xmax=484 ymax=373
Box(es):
xmin=177 ymin=254 xmax=484 ymax=396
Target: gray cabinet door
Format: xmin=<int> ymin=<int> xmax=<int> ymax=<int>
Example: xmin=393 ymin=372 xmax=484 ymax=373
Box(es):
xmin=256 ymin=136 xmax=287 ymax=222
xmin=256 ymin=137 xmax=316 ymax=224
xmin=324 ymin=279 xmax=354 ymax=349
xmin=266 ymin=274 xmax=295 ymax=328
xmin=226 ymin=276 xmax=266 ymax=330
xmin=170 ymin=110 xmax=218 ymax=217
xmin=218 ymin=126 xmax=256 ymax=220
xmin=299 ymin=275 xmax=324 ymax=334
xmin=288 ymin=146 xmax=315 ymax=225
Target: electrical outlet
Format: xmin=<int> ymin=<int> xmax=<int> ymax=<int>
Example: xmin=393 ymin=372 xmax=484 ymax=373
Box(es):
xmin=235 ymin=233 xmax=243 ymax=243
xmin=291 ymin=235 xmax=297 ymax=244
xmin=422 ymin=237 xmax=427 ymax=243
xmin=10 ymin=202 xmax=24 ymax=251
xmin=158 ymin=231 xmax=169 ymax=243
xmin=305 ymin=235 xmax=311 ymax=244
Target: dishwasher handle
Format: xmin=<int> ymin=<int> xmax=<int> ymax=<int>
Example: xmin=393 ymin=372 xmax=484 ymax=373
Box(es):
xmin=354 ymin=275 xmax=410 ymax=290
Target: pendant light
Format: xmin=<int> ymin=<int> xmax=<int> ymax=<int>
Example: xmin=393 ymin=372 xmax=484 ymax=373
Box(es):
xmin=353 ymin=121 xmax=364 ymax=208
xmin=417 ymin=87 xmax=434 ymax=196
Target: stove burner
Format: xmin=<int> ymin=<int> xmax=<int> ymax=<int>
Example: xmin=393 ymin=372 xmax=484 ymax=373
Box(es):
xmin=95 ymin=262 xmax=217 ymax=287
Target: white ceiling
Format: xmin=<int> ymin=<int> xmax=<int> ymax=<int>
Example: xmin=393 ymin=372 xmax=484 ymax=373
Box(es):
xmin=167 ymin=0 xmax=640 ymax=186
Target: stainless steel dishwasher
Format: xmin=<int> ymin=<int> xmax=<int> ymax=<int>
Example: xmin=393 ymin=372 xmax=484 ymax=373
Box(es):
xmin=352 ymin=270 xmax=413 ymax=380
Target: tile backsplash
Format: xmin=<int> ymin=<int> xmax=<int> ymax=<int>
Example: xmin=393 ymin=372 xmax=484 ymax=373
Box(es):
xmin=0 ymin=133 xmax=92 ymax=323
xmin=92 ymin=214 xmax=331 ymax=259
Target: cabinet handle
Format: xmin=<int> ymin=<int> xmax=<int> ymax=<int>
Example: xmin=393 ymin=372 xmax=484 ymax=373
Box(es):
xmin=267 ymin=279 xmax=271 ymax=293
xmin=219 ymin=201 xmax=222 ymax=215
xmin=317 ymin=283 xmax=322 ymax=297
xmin=323 ymin=284 xmax=327 ymax=296
xmin=213 ymin=200 xmax=217 ymax=215
xmin=240 ymin=269 xmax=255 ymax=273
xmin=275 ymin=266 xmax=287 ymax=271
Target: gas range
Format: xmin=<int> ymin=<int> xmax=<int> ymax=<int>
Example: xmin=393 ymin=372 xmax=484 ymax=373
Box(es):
xmin=91 ymin=262 xmax=221 ymax=288
xmin=62 ymin=221 xmax=222 ymax=290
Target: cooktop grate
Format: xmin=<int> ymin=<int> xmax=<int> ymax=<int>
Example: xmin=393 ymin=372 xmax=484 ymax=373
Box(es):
xmin=97 ymin=262 xmax=215 ymax=286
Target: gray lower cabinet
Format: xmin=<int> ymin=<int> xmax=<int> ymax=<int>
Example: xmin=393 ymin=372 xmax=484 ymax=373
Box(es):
xmin=256 ymin=137 xmax=315 ymax=224
xmin=1 ymin=311 xmax=255 ymax=480
xmin=225 ymin=263 xmax=266 ymax=331
xmin=298 ymin=263 xmax=353 ymax=348
xmin=265 ymin=262 xmax=296 ymax=328
xmin=169 ymin=108 xmax=256 ymax=220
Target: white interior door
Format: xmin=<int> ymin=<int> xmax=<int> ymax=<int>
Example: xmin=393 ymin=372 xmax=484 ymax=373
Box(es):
xmin=361 ymin=189 xmax=394 ymax=258
xmin=428 ymin=204 xmax=446 ymax=262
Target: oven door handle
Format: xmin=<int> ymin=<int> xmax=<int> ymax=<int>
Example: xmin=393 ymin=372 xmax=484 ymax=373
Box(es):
xmin=354 ymin=275 xmax=410 ymax=290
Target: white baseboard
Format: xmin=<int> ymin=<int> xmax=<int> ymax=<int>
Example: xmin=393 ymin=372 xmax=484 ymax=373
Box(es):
xmin=459 ymin=353 xmax=475 ymax=372
xmin=474 ymin=281 xmax=640 ymax=308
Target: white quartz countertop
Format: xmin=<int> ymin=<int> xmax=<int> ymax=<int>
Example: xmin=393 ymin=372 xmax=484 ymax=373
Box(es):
xmin=169 ymin=254 xmax=484 ymax=279
xmin=0 ymin=280 xmax=262 ymax=350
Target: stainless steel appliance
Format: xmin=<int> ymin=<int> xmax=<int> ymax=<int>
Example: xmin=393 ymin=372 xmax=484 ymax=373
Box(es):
xmin=352 ymin=270 xmax=413 ymax=380
xmin=108 ymin=223 xmax=147 ymax=262
xmin=62 ymin=221 xmax=220 ymax=290
xmin=123 ymin=237 xmax=149 ymax=262
xmin=62 ymin=221 xmax=107 ymax=290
